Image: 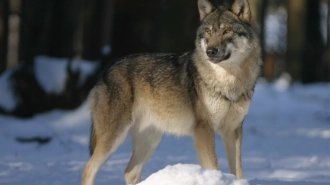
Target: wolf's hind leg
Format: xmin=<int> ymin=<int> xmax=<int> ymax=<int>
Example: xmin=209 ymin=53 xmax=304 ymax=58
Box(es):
xmin=124 ymin=125 xmax=163 ymax=185
xmin=83 ymin=80 xmax=134 ymax=185
xmin=194 ymin=123 xmax=219 ymax=170
xmin=82 ymin=120 xmax=131 ymax=185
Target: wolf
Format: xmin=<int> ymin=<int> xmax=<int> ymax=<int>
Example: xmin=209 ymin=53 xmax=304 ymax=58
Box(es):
xmin=82 ymin=0 xmax=261 ymax=184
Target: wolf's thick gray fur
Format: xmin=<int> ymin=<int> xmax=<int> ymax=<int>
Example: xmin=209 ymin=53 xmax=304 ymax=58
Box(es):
xmin=83 ymin=0 xmax=262 ymax=184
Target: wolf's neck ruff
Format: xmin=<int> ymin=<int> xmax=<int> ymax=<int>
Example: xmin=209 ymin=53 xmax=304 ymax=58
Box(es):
xmin=193 ymin=48 xmax=259 ymax=102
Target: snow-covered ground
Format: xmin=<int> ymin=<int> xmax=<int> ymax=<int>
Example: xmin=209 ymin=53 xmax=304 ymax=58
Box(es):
xmin=138 ymin=164 xmax=249 ymax=185
xmin=0 ymin=68 xmax=329 ymax=185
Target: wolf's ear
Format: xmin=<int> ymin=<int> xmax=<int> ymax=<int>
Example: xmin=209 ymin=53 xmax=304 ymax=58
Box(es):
xmin=198 ymin=0 xmax=216 ymax=21
xmin=231 ymin=0 xmax=251 ymax=23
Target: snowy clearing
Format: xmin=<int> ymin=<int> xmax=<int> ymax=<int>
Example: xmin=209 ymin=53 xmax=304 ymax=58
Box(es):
xmin=0 ymin=79 xmax=329 ymax=185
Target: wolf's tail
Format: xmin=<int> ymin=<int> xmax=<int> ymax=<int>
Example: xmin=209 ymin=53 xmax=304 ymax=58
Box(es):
xmin=89 ymin=120 xmax=96 ymax=156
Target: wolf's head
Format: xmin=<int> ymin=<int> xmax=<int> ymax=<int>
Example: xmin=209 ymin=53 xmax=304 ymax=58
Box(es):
xmin=195 ymin=0 xmax=260 ymax=66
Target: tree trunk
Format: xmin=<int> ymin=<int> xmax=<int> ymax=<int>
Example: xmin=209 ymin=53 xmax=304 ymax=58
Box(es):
xmin=260 ymin=0 xmax=267 ymax=62
xmin=19 ymin=0 xmax=49 ymax=64
xmin=302 ymin=0 xmax=327 ymax=83
xmin=72 ymin=0 xmax=85 ymax=59
xmin=155 ymin=0 xmax=199 ymax=53
xmin=287 ymin=0 xmax=306 ymax=81
xmin=327 ymin=0 xmax=330 ymax=80
xmin=0 ymin=0 xmax=9 ymax=73
xmin=82 ymin=0 xmax=103 ymax=60
xmin=100 ymin=0 xmax=115 ymax=59
xmin=328 ymin=0 xmax=330 ymax=50
xmin=44 ymin=0 xmax=80 ymax=58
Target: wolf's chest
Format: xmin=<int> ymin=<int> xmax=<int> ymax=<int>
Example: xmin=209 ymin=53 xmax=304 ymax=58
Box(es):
xmin=202 ymin=92 xmax=250 ymax=131
xmin=200 ymin=63 xmax=249 ymax=101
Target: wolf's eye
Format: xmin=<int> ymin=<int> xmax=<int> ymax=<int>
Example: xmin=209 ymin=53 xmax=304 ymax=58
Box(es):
xmin=223 ymin=29 xmax=232 ymax=35
xmin=205 ymin=29 xmax=211 ymax=34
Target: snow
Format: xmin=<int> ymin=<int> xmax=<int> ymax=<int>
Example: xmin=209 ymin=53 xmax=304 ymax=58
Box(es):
xmin=0 ymin=68 xmax=19 ymax=112
xmin=137 ymin=164 xmax=249 ymax=185
xmin=265 ymin=7 xmax=287 ymax=53
xmin=0 ymin=55 xmax=99 ymax=111
xmin=0 ymin=77 xmax=330 ymax=185
xmin=320 ymin=1 xmax=328 ymax=43
xmin=101 ymin=45 xmax=112 ymax=55
xmin=70 ymin=58 xmax=100 ymax=86
xmin=34 ymin=56 xmax=68 ymax=94
xmin=273 ymin=72 xmax=291 ymax=92
xmin=34 ymin=56 xmax=99 ymax=94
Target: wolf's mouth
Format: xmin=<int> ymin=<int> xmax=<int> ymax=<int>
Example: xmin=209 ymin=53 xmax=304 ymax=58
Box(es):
xmin=223 ymin=53 xmax=231 ymax=61
xmin=208 ymin=53 xmax=231 ymax=63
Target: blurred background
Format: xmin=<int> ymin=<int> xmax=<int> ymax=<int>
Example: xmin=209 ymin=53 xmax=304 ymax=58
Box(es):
xmin=0 ymin=0 xmax=329 ymax=117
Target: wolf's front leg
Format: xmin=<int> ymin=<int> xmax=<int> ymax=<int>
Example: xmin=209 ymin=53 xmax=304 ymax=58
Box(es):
xmin=221 ymin=125 xmax=243 ymax=179
xmin=234 ymin=125 xmax=243 ymax=179
xmin=193 ymin=123 xmax=219 ymax=170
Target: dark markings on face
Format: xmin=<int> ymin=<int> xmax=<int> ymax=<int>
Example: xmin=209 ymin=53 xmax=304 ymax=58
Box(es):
xmin=236 ymin=31 xmax=249 ymax=38
xmin=196 ymin=7 xmax=254 ymax=49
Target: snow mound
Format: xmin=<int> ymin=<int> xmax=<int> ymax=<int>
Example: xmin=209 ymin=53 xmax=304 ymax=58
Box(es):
xmin=34 ymin=56 xmax=99 ymax=94
xmin=138 ymin=164 xmax=249 ymax=185
xmin=0 ymin=68 xmax=19 ymax=111
xmin=34 ymin=56 xmax=68 ymax=94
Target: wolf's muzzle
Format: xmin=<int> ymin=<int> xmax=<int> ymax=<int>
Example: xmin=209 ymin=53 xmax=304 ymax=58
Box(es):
xmin=206 ymin=47 xmax=218 ymax=58
xmin=206 ymin=47 xmax=231 ymax=63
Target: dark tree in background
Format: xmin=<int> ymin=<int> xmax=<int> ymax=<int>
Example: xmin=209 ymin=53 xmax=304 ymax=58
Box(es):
xmin=19 ymin=0 xmax=47 ymax=64
xmin=287 ymin=0 xmax=329 ymax=83
xmin=111 ymin=0 xmax=174 ymax=56
xmin=44 ymin=0 xmax=80 ymax=58
xmin=328 ymin=0 xmax=330 ymax=51
xmin=287 ymin=0 xmax=306 ymax=81
xmin=0 ymin=0 xmax=329 ymax=75
xmin=19 ymin=0 xmax=81 ymax=62
xmin=81 ymin=0 xmax=104 ymax=60
xmin=0 ymin=0 xmax=9 ymax=73
xmin=302 ymin=0 xmax=328 ymax=83
xmin=155 ymin=0 xmax=199 ymax=53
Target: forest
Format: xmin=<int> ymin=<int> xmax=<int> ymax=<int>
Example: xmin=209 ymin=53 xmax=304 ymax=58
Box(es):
xmin=0 ymin=0 xmax=329 ymax=117
xmin=0 ymin=1 xmax=329 ymax=184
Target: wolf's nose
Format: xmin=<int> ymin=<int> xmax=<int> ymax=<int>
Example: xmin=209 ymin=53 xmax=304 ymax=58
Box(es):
xmin=206 ymin=47 xmax=218 ymax=58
